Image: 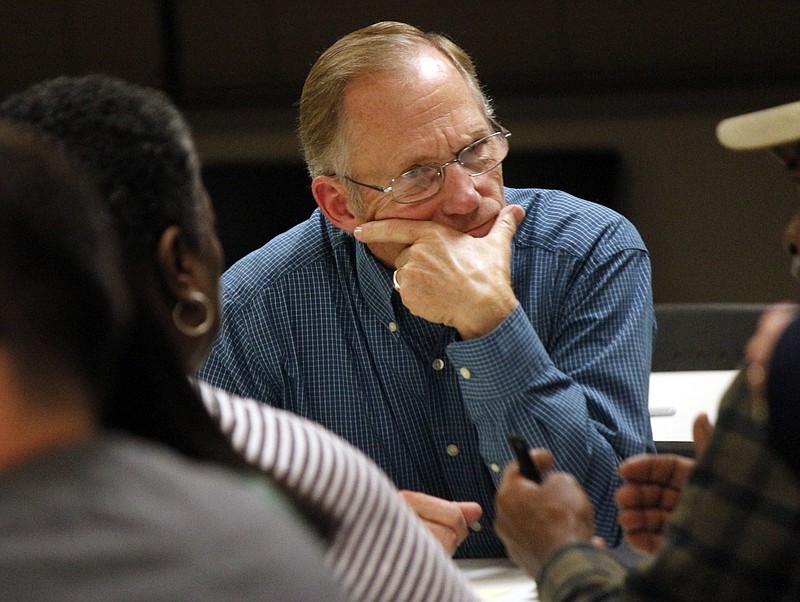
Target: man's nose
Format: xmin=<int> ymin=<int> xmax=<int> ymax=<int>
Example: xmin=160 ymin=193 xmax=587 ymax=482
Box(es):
xmin=439 ymin=163 xmax=481 ymax=214
xmin=782 ymin=211 xmax=800 ymax=283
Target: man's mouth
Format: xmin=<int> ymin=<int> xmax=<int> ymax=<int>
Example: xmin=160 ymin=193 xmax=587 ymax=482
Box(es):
xmin=465 ymin=217 xmax=495 ymax=238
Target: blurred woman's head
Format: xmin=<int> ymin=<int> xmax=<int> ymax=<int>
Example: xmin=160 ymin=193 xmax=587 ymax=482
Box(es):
xmin=0 ymin=120 xmax=129 ymax=420
xmin=0 ymin=77 xmax=334 ymax=539
xmin=0 ymin=76 xmax=254 ymax=471
xmin=0 ymin=75 xmax=223 ymax=373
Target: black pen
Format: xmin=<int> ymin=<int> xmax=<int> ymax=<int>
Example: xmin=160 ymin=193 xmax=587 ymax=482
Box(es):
xmin=507 ymin=434 xmax=543 ymax=483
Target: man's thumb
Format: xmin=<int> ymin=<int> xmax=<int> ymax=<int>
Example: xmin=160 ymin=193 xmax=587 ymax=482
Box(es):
xmin=489 ymin=204 xmax=525 ymax=243
xmin=456 ymin=501 xmax=484 ymax=526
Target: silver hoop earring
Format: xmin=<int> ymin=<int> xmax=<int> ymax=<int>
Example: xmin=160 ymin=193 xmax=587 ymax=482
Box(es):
xmin=172 ymin=290 xmax=215 ymax=337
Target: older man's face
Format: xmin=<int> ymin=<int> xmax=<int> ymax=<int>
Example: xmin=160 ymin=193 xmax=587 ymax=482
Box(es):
xmin=341 ymin=46 xmax=506 ymax=241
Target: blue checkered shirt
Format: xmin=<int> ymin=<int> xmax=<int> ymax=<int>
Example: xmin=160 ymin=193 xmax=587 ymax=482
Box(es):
xmin=199 ymin=187 xmax=655 ymax=558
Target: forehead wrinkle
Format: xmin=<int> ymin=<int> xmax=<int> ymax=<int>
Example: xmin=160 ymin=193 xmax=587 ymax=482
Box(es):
xmin=342 ymin=57 xmax=489 ymax=178
xmin=389 ymin=92 xmax=488 ymax=170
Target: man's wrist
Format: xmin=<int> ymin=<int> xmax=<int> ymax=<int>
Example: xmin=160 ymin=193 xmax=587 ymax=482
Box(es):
xmin=456 ymin=294 xmax=518 ymax=340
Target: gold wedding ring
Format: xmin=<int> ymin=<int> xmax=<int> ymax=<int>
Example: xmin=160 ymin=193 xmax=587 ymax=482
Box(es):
xmin=392 ymin=269 xmax=401 ymax=291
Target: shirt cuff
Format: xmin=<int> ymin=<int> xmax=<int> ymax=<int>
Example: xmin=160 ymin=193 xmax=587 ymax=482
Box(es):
xmin=538 ymin=542 xmax=627 ymax=602
xmin=446 ymin=304 xmax=552 ymax=400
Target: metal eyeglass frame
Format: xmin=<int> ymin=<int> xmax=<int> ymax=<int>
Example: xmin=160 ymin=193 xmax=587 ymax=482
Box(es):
xmin=341 ymin=122 xmax=511 ymax=205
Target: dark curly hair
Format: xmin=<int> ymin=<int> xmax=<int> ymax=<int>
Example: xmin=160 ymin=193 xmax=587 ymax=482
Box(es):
xmin=0 ymin=76 xmax=249 ymax=470
xmin=0 ymin=74 xmax=204 ymax=262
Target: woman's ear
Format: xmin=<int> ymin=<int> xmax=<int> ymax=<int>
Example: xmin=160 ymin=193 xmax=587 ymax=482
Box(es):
xmin=154 ymin=225 xmax=219 ymax=372
xmin=156 ymin=226 xmax=199 ymax=299
xmin=312 ymin=175 xmax=362 ymax=233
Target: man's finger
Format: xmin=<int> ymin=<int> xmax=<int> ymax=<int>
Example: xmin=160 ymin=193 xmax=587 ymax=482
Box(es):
xmin=353 ymin=205 xmax=525 ymax=246
xmin=352 ymin=218 xmax=428 ymax=245
xmin=692 ymin=413 xmax=713 ymax=456
xmin=456 ymin=501 xmax=484 ymax=526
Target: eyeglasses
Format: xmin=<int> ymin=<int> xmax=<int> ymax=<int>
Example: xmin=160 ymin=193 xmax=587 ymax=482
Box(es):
xmin=342 ymin=124 xmax=511 ymax=205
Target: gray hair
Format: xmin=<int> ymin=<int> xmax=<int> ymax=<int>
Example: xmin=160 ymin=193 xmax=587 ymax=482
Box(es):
xmin=298 ymin=21 xmax=494 ymax=191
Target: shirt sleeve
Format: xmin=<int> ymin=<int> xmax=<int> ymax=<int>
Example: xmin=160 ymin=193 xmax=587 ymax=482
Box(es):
xmin=198 ymin=289 xmax=284 ymax=407
xmin=446 ymin=240 xmax=654 ymax=543
xmin=537 ymin=543 xmax=627 ymax=602
xmin=199 ymin=382 xmax=481 ymax=602
xmin=766 ymin=312 xmax=800 ymax=474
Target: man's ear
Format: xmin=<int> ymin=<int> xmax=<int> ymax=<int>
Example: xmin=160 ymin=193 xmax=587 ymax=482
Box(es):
xmin=312 ymin=175 xmax=363 ymax=233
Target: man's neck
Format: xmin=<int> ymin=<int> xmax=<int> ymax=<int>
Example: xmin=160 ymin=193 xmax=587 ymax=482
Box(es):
xmin=0 ymin=373 xmax=98 ymax=473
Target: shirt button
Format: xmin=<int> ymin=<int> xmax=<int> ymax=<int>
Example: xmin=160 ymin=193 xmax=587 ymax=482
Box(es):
xmin=388 ymin=322 xmax=398 ymax=332
xmin=490 ymin=463 xmax=501 ymax=473
xmin=432 ymin=358 xmax=445 ymax=371
xmin=469 ymin=521 xmax=482 ymax=532
xmin=459 ymin=367 xmax=471 ymax=379
xmin=446 ymin=444 xmax=459 ymax=457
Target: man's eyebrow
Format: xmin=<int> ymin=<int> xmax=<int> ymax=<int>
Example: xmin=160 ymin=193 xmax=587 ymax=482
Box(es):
xmin=396 ymin=128 xmax=492 ymax=171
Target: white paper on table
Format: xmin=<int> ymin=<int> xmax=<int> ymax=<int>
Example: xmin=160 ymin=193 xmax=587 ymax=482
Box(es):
xmin=455 ymin=558 xmax=538 ymax=602
xmin=649 ymin=370 xmax=738 ymax=442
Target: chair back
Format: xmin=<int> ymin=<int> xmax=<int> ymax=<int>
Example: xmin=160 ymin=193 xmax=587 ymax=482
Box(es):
xmin=652 ymin=303 xmax=768 ymax=372
xmin=651 ymin=302 xmax=767 ymax=456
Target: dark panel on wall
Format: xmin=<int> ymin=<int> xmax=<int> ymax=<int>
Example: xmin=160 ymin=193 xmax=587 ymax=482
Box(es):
xmin=202 ymin=162 xmax=315 ymax=267
xmin=0 ymin=1 xmax=164 ymax=98
xmin=2 ymin=1 xmax=800 ymax=110
xmin=502 ymin=150 xmax=621 ymax=211
xmin=169 ymin=0 xmax=800 ymax=108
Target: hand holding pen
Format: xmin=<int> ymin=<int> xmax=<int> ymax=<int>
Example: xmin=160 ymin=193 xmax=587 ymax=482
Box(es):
xmin=496 ymin=435 xmax=596 ymax=578
xmin=507 ymin=434 xmax=544 ymax=483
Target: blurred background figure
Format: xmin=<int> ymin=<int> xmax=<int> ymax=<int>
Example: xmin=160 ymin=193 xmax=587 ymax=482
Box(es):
xmin=0 ymin=121 xmax=343 ymax=601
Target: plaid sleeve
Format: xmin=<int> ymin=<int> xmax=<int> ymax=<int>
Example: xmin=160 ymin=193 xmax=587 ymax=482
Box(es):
xmin=537 ymin=543 xmax=626 ymax=602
